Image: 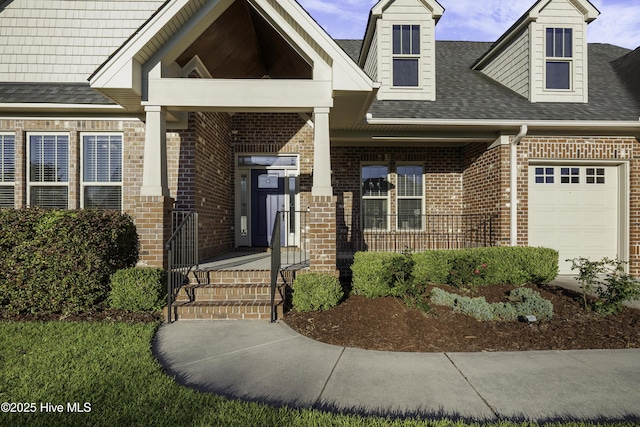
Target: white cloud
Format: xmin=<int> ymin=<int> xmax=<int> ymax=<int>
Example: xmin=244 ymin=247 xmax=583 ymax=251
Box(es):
xmin=299 ymin=0 xmax=640 ymax=49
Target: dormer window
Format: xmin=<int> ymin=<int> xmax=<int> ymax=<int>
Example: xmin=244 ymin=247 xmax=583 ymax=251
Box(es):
xmin=545 ymin=28 xmax=573 ymax=90
xmin=392 ymin=24 xmax=420 ymax=87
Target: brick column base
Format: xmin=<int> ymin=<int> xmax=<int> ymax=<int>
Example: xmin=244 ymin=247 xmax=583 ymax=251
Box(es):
xmin=307 ymin=195 xmax=338 ymax=275
xmin=135 ymin=195 xmax=174 ymax=269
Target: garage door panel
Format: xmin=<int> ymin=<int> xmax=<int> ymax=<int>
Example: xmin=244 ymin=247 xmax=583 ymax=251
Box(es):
xmin=529 ymin=165 xmax=619 ymax=274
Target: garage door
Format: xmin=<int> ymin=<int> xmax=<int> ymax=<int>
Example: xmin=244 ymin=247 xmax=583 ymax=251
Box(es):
xmin=528 ymin=165 xmax=619 ymax=274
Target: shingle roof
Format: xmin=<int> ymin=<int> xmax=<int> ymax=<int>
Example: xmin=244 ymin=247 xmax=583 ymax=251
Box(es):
xmin=0 ymin=83 xmax=116 ymax=105
xmin=336 ymin=39 xmax=640 ymax=121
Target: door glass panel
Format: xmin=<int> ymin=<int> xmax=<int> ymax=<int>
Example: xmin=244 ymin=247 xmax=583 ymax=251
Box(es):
xmin=258 ymin=174 xmax=279 ymax=189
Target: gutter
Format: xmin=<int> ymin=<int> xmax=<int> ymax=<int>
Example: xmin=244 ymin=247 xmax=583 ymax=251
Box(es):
xmin=510 ymin=125 xmax=528 ymax=246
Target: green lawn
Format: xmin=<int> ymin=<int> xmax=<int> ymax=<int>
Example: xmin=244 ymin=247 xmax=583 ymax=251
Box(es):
xmin=0 ymin=321 xmax=635 ymax=427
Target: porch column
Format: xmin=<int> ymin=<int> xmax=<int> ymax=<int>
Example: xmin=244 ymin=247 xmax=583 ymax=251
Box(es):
xmin=141 ymin=105 xmax=169 ymax=197
xmin=308 ymin=107 xmax=337 ymax=274
xmin=137 ymin=105 xmax=172 ymax=268
xmin=312 ymin=107 xmax=332 ymax=196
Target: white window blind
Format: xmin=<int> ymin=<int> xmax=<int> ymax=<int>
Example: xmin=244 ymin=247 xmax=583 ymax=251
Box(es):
xmin=397 ymin=165 xmax=424 ymax=230
xmin=0 ymin=134 xmax=15 ymax=208
xmin=82 ymin=134 xmax=123 ymax=211
xmin=28 ymin=134 xmax=69 ymax=209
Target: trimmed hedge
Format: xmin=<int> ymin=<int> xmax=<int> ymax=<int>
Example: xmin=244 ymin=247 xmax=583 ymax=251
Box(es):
xmin=350 ymin=251 xmax=414 ymax=297
xmin=412 ymin=247 xmax=559 ymax=286
xmin=0 ymin=208 xmax=139 ymax=316
xmin=109 ymin=268 xmax=166 ymax=312
xmin=291 ymin=272 xmax=344 ymax=312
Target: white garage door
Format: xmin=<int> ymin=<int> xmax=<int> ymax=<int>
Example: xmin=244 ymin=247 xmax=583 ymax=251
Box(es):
xmin=528 ymin=165 xmax=619 ymax=274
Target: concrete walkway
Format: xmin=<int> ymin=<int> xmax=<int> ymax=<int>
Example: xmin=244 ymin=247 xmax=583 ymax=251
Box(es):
xmin=154 ymin=320 xmax=640 ymax=423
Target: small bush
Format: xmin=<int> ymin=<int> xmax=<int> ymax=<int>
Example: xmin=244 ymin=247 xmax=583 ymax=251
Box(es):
xmin=292 ymin=272 xmax=343 ymax=312
xmin=350 ymin=251 xmax=414 ymax=298
xmin=109 ymin=268 xmax=167 ymax=312
xmin=0 ymin=208 xmax=139 ymax=316
xmin=429 ymin=286 xmax=553 ymax=321
xmin=568 ymin=257 xmax=640 ymax=315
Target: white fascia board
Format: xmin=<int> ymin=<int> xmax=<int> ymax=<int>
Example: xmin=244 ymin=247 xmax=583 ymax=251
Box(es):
xmin=372 ymin=0 xmax=444 ymax=18
xmin=90 ymin=0 xmax=195 ymax=89
xmin=366 ymin=117 xmax=640 ymax=131
xmin=253 ymin=0 xmax=374 ymax=92
xmin=531 ymin=0 xmax=600 ymax=21
xmin=145 ymin=78 xmax=333 ymax=109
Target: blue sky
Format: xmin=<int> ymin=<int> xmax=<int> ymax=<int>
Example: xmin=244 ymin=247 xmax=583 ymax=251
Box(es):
xmin=298 ymin=0 xmax=640 ymax=50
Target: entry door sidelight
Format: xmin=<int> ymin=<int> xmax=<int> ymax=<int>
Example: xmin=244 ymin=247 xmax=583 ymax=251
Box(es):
xmin=251 ymin=169 xmax=285 ymax=247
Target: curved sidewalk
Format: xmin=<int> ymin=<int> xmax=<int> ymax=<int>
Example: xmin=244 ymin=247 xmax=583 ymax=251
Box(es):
xmin=153 ymin=320 xmax=640 ymax=423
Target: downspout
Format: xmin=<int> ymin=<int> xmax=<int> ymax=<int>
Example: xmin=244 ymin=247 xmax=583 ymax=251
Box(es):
xmin=510 ymin=125 xmax=528 ymax=246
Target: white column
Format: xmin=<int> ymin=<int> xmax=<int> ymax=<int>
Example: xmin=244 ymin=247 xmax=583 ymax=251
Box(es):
xmin=312 ymin=107 xmax=332 ymax=197
xmin=140 ymin=105 xmax=170 ymax=197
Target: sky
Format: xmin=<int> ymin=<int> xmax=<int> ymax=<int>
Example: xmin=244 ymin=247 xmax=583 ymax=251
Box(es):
xmin=297 ymin=0 xmax=640 ymax=50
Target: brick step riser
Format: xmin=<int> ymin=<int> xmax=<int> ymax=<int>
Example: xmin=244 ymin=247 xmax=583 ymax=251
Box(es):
xmin=191 ymin=271 xmax=274 ymax=286
xmin=172 ymin=302 xmax=283 ymax=321
xmin=176 ymin=285 xmax=282 ymax=303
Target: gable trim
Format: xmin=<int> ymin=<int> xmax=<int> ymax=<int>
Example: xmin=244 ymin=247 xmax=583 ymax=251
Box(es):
xmin=472 ymin=0 xmax=599 ymax=70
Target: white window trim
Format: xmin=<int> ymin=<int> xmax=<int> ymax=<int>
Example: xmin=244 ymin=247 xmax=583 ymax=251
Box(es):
xmin=544 ymin=26 xmax=574 ymax=92
xmin=396 ymin=163 xmax=425 ymax=231
xmin=0 ymin=132 xmax=16 ymax=208
xmin=391 ymin=24 xmax=421 ymax=89
xmin=80 ymin=132 xmax=124 ymax=211
xmin=26 ymin=132 xmax=70 ymax=209
xmin=361 ymin=163 xmax=390 ymax=231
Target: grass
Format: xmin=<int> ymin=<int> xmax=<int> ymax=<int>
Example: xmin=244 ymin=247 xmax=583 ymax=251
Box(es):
xmin=0 ymin=320 xmax=637 ymax=427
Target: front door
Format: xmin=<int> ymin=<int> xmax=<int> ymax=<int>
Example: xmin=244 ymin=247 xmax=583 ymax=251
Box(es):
xmin=251 ymin=169 xmax=285 ymax=246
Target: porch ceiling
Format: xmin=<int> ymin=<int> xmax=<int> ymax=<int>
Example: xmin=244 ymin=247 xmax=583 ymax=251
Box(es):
xmin=175 ymin=0 xmax=311 ymax=79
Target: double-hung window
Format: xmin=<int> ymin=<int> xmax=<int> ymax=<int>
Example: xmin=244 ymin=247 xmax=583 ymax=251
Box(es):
xmin=397 ymin=165 xmax=424 ymax=230
xmin=82 ymin=134 xmax=123 ymax=210
xmin=361 ymin=165 xmax=389 ymax=230
xmin=28 ymin=134 xmax=69 ymax=208
xmin=545 ymin=28 xmax=572 ymax=90
xmin=0 ymin=134 xmax=15 ymax=208
xmin=392 ymin=24 xmax=420 ymax=87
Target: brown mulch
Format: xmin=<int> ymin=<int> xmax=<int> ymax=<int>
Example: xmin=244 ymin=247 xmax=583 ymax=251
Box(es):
xmin=283 ymin=284 xmax=640 ymax=352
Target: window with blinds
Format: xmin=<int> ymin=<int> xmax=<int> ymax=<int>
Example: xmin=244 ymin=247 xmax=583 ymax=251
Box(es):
xmin=397 ymin=165 xmax=424 ymax=230
xmin=28 ymin=134 xmax=69 ymax=209
xmin=82 ymin=134 xmax=123 ymax=210
xmin=0 ymin=134 xmax=15 ymax=208
xmin=361 ymin=164 xmax=389 ymax=230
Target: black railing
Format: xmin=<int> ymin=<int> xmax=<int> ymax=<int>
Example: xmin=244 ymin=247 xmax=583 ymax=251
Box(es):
xmin=270 ymin=210 xmax=309 ymax=322
xmin=166 ymin=210 xmax=198 ymax=323
xmin=337 ymin=213 xmax=497 ymax=259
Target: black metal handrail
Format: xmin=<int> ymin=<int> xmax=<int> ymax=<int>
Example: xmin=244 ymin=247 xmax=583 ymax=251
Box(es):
xmin=269 ymin=213 xmax=281 ymax=323
xmin=269 ymin=210 xmax=309 ymax=323
xmin=337 ymin=213 xmax=497 ymax=255
xmin=166 ymin=210 xmax=198 ymax=323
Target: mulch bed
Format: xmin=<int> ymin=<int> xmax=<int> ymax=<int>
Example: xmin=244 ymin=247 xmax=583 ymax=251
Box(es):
xmin=283 ymin=283 xmax=640 ymax=352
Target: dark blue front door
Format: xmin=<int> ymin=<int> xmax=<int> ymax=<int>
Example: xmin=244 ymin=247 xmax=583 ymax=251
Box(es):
xmin=251 ymin=170 xmax=285 ymax=246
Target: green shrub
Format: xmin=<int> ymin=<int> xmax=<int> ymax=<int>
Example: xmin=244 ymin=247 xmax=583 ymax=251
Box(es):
xmin=413 ymin=247 xmax=559 ymax=287
xmin=568 ymin=257 xmax=640 ymax=315
xmin=429 ymin=286 xmax=553 ymax=321
xmin=0 ymin=208 xmax=139 ymax=316
xmin=292 ymin=272 xmax=343 ymax=312
xmin=109 ymin=268 xmax=166 ymax=312
xmin=350 ymin=251 xmax=414 ymax=298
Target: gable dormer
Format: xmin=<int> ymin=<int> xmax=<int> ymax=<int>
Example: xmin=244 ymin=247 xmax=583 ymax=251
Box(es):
xmin=472 ymin=0 xmax=599 ymax=103
xmin=359 ymin=0 xmax=444 ymax=101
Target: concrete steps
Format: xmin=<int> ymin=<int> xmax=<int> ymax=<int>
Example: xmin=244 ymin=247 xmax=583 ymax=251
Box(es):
xmin=170 ymin=270 xmax=286 ymax=320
